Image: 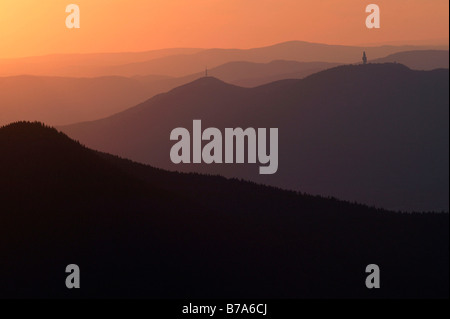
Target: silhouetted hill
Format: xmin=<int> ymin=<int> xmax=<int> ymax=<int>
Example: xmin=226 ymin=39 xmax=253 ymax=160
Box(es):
xmin=184 ymin=60 xmax=341 ymax=87
xmin=371 ymin=50 xmax=449 ymax=70
xmin=3 ymin=48 xmax=446 ymax=127
xmin=0 ymin=60 xmax=337 ymax=126
xmin=0 ymin=122 xmax=448 ymax=298
xmin=61 ymin=64 xmax=450 ymax=212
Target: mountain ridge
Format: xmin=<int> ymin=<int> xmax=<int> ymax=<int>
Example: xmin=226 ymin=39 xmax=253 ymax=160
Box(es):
xmin=2 ymin=41 xmax=446 ymax=77
xmin=102 ymin=41 xmax=448 ymax=77
xmin=60 ymin=63 xmax=450 ymax=212
xmin=0 ymin=60 xmax=337 ymax=126
xmin=2 ymin=48 xmax=448 ymax=126
xmin=1 ymin=121 xmax=448 ymax=298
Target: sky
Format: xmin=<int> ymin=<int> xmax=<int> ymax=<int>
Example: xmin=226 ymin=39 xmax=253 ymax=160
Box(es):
xmin=0 ymin=0 xmax=448 ymax=58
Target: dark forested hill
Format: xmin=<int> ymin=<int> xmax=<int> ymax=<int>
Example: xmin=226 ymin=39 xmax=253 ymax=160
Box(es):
xmin=61 ymin=63 xmax=450 ymax=212
xmin=0 ymin=122 xmax=448 ymax=298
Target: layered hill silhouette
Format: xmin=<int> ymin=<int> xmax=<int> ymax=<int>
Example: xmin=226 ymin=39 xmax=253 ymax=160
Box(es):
xmin=1 ymin=41 xmax=446 ymax=78
xmin=175 ymin=60 xmax=341 ymax=87
xmin=0 ymin=122 xmax=448 ymax=298
xmin=61 ymin=63 xmax=449 ymax=212
xmin=99 ymin=41 xmax=449 ymax=77
xmin=0 ymin=75 xmax=168 ymax=126
xmin=2 ymin=43 xmax=447 ymax=127
xmin=0 ymin=48 xmax=203 ymax=77
xmin=0 ymin=61 xmax=338 ymax=126
xmin=371 ymin=50 xmax=449 ymax=70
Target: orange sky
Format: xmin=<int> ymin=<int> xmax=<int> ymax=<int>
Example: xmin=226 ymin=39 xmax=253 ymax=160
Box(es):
xmin=0 ymin=0 xmax=448 ymax=59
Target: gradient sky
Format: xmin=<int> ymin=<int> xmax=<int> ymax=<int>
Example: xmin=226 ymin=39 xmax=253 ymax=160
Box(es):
xmin=0 ymin=0 xmax=448 ymax=58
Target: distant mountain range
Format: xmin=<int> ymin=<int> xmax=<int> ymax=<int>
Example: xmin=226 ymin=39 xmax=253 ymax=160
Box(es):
xmin=1 ymin=122 xmax=448 ymax=298
xmin=0 ymin=41 xmax=447 ymax=77
xmin=1 ymin=50 xmax=448 ymax=126
xmin=0 ymin=60 xmax=338 ymax=126
xmin=0 ymin=48 xmax=203 ymax=77
xmin=174 ymin=60 xmax=341 ymax=87
xmin=61 ymin=63 xmax=450 ymax=212
xmin=0 ymin=75 xmax=160 ymax=126
xmin=95 ymin=41 xmax=449 ymax=77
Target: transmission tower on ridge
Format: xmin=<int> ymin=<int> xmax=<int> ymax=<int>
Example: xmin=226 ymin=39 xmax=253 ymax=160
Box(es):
xmin=362 ymin=51 xmax=368 ymax=65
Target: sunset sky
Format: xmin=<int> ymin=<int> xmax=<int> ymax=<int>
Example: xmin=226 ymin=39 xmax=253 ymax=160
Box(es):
xmin=0 ymin=0 xmax=448 ymax=59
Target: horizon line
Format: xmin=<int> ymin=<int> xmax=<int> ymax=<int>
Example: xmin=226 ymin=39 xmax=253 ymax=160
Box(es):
xmin=1 ymin=39 xmax=448 ymax=61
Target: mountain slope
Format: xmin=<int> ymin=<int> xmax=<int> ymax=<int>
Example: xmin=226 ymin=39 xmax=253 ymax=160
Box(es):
xmin=0 ymin=122 xmax=448 ymax=298
xmin=61 ymin=64 xmax=450 ymax=212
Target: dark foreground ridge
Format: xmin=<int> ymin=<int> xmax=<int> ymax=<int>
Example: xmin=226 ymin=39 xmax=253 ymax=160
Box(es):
xmin=0 ymin=122 xmax=448 ymax=298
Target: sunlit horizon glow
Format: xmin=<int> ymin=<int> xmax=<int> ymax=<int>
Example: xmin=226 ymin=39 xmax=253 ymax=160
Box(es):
xmin=0 ymin=0 xmax=448 ymax=59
